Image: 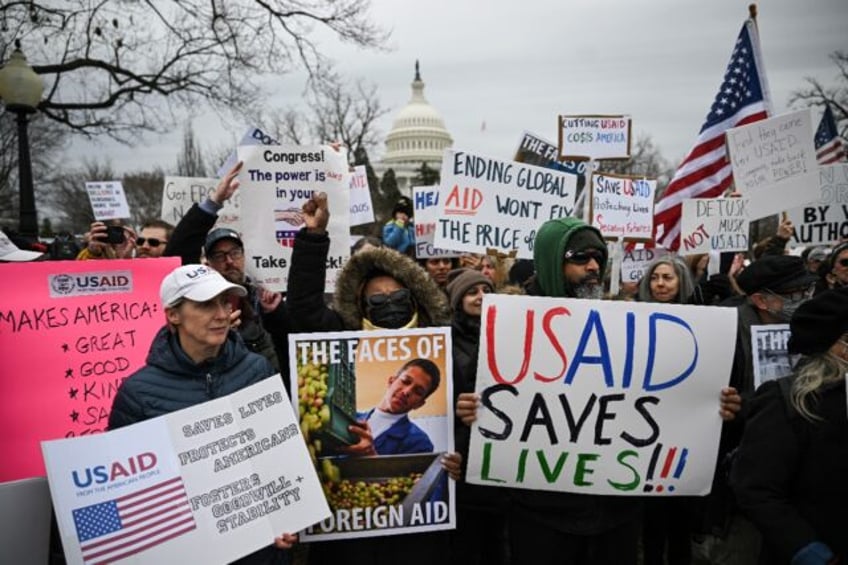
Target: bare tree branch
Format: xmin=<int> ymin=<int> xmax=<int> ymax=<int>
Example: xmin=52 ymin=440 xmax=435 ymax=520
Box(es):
xmin=1 ymin=1 xmax=387 ymax=141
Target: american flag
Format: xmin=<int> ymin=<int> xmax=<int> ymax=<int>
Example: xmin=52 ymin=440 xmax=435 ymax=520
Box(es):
xmin=815 ymin=105 xmax=847 ymax=164
xmin=653 ymin=19 xmax=772 ymax=250
xmin=72 ymin=476 xmax=196 ymax=564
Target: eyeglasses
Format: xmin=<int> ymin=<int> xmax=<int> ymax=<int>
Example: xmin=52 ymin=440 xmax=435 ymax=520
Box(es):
xmin=365 ymin=288 xmax=411 ymax=308
xmin=135 ymin=237 xmax=167 ymax=248
xmin=208 ymin=248 xmax=244 ymax=263
xmin=765 ymin=283 xmax=816 ymax=302
xmin=563 ymin=249 xmax=604 ymax=265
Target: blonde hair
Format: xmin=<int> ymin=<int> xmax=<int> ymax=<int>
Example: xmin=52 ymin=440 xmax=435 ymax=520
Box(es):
xmin=791 ymin=353 xmax=848 ymax=422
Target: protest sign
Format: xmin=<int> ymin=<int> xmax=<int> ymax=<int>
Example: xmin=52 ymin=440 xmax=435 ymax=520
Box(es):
xmin=0 ymin=258 xmax=179 ymax=482
xmin=750 ymin=324 xmax=793 ymax=389
xmin=465 ymin=294 xmax=736 ymax=496
xmin=349 ymin=166 xmax=375 ymax=227
xmin=85 ymin=181 xmax=131 ymax=221
xmin=43 ymin=378 xmax=329 ymax=565
xmin=621 ymin=248 xmax=671 ymax=283
xmin=289 ymin=327 xmax=455 ymax=541
xmin=435 ymin=149 xmax=577 ymax=259
xmin=589 ymin=173 xmax=656 ymax=240
xmin=679 ymin=197 xmax=751 ymax=255
xmin=787 ymin=163 xmax=848 ymax=245
xmin=514 ymin=131 xmax=587 ymax=177
xmin=558 ymin=115 xmax=632 ymax=160
xmin=217 ymin=126 xmax=282 ymax=177
xmin=237 ymin=145 xmax=350 ymax=292
xmin=726 ymin=109 xmax=820 ymax=218
xmin=413 ymin=185 xmax=460 ymax=259
xmin=161 ymin=176 xmax=240 ymax=229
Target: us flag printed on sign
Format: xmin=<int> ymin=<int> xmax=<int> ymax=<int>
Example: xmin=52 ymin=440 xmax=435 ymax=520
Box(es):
xmin=72 ymin=477 xmax=196 ymax=564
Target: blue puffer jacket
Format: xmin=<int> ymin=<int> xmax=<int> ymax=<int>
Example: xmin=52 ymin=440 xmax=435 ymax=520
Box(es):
xmin=109 ymin=326 xmax=275 ymax=429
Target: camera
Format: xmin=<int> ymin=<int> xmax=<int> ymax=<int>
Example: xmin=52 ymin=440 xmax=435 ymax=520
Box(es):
xmin=104 ymin=225 xmax=126 ymax=244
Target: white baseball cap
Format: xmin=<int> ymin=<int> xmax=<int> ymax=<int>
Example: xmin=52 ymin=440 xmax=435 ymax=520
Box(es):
xmin=160 ymin=264 xmax=246 ymax=308
xmin=0 ymin=231 xmax=43 ymax=262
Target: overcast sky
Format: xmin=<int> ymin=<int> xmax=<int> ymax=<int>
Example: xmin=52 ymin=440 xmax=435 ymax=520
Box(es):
xmin=68 ymin=0 xmax=847 ymax=174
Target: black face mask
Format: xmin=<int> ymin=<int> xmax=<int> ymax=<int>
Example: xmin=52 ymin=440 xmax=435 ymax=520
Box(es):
xmin=365 ymin=289 xmax=414 ymax=328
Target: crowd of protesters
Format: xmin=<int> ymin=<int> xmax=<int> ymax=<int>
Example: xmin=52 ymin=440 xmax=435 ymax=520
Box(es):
xmin=3 ymin=173 xmax=847 ymax=565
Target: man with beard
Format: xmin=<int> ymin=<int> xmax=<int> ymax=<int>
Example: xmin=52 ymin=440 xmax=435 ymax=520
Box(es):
xmin=135 ymin=219 xmax=173 ymax=258
xmin=457 ymin=216 xmax=741 ymax=565
xmin=528 ymin=216 xmax=607 ymax=299
xmin=504 ymin=216 xmax=645 ymax=564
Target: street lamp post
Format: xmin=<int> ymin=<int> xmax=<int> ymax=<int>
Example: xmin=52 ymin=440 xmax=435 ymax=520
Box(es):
xmin=0 ymin=49 xmax=44 ymax=239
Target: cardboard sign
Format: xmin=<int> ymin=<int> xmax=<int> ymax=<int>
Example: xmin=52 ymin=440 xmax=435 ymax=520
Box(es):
xmin=0 ymin=258 xmax=180 ymax=482
xmin=589 ymin=173 xmax=656 ymax=240
xmin=465 ymin=294 xmax=736 ymax=496
xmin=787 ymin=163 xmax=848 ymax=245
xmin=289 ymin=328 xmax=455 ymax=541
xmin=435 ymin=149 xmax=577 ymax=259
xmin=217 ymin=126 xmax=282 ymax=178
xmin=349 ymin=166 xmax=375 ymax=227
xmin=621 ymin=248 xmax=671 ymax=283
xmin=726 ymin=109 xmax=820 ymax=218
xmin=514 ymin=131 xmax=587 ymax=177
xmin=161 ymin=176 xmax=240 ymax=229
xmin=680 ymin=197 xmax=751 ymax=255
xmin=85 ymin=181 xmax=131 ymax=221
xmin=558 ymin=115 xmax=632 ymax=160
xmin=237 ymin=145 xmax=350 ymax=292
xmin=43 ymin=378 xmax=329 ymax=565
xmin=750 ymin=324 xmax=793 ymax=389
xmin=412 ymin=186 xmax=460 ymax=259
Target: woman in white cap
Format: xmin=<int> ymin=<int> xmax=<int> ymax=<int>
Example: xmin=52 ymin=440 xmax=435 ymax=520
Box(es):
xmin=731 ymin=288 xmax=848 ymax=564
xmin=108 ymin=264 xmax=297 ymax=563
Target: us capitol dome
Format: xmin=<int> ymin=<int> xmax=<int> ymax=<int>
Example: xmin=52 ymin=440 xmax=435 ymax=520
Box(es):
xmin=374 ymin=61 xmax=453 ymax=194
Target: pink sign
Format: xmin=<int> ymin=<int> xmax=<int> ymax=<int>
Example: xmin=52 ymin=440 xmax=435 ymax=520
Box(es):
xmin=0 ymin=258 xmax=179 ymax=481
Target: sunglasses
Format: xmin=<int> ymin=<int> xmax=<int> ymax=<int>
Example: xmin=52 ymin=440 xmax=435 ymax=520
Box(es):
xmin=136 ymin=237 xmax=167 ymax=247
xmin=837 ymin=258 xmax=848 ymax=268
xmin=563 ymin=249 xmax=604 ymax=265
xmin=365 ymin=288 xmax=411 ymax=308
xmin=208 ymin=248 xmax=244 ymax=263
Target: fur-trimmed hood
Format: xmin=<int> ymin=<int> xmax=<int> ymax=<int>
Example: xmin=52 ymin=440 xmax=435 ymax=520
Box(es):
xmin=333 ymin=247 xmax=450 ymax=329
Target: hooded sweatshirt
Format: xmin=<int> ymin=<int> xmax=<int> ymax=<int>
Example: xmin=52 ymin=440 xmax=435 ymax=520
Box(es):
xmin=533 ymin=217 xmax=607 ymax=298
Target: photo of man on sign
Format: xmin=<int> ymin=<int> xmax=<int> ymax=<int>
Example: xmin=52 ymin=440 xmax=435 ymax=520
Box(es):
xmin=291 ymin=328 xmax=455 ymax=541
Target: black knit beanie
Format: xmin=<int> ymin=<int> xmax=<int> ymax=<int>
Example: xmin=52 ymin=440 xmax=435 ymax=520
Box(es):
xmin=788 ymin=287 xmax=848 ymax=355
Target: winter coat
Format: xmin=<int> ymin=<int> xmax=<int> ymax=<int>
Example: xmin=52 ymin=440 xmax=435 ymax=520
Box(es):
xmin=287 ymin=229 xmax=449 ymax=332
xmin=731 ymin=376 xmax=848 ymax=564
xmin=109 ymin=326 xmax=274 ymax=428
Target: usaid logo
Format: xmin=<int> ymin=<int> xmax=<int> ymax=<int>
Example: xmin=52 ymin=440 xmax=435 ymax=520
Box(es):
xmin=71 ymin=452 xmax=158 ymax=488
xmin=49 ymin=270 xmax=134 ymax=298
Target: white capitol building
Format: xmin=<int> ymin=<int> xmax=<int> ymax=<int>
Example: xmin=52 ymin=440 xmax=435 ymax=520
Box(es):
xmin=373 ymin=61 xmax=454 ymax=195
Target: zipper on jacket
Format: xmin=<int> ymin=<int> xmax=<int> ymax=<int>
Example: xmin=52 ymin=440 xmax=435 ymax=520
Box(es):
xmin=206 ymin=373 xmax=213 ymax=397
